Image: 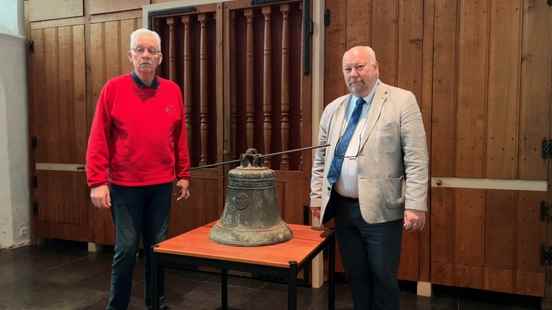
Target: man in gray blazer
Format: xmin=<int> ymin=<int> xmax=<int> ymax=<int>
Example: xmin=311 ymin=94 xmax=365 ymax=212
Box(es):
xmin=310 ymin=46 xmax=429 ymax=310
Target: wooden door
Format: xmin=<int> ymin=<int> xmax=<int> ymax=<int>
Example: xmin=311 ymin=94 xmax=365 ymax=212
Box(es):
xmin=429 ymin=0 xmax=550 ymax=296
xmin=324 ymin=0 xmax=429 ymax=280
xmin=29 ymin=19 xmax=89 ymax=241
xmin=86 ymin=11 xmax=143 ymax=244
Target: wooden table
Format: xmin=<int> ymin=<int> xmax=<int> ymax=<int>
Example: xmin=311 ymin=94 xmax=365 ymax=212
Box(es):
xmin=152 ymin=222 xmax=336 ymax=310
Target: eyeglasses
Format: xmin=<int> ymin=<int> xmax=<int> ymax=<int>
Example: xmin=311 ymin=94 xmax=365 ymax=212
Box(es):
xmin=334 ymin=133 xmax=364 ymax=160
xmin=343 ymin=63 xmax=368 ymax=74
xmin=131 ymin=46 xmax=161 ymax=55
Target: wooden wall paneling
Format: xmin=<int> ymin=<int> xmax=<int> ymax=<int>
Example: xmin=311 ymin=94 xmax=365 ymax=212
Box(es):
xmin=430 ymin=187 xmax=455 ymax=285
xmin=371 ymin=0 xmax=397 ymax=85
xmin=519 ymin=0 xmax=552 ymax=180
xmin=323 ymin=0 xmax=347 ymax=105
xmin=431 ymin=0 xmax=457 ymax=177
xmin=396 ymin=0 xmax=424 ymax=282
xmin=516 ymin=191 xmax=545 ymax=296
xmin=29 ymin=21 xmax=90 ymax=241
xmin=29 ymin=0 xmax=83 ymax=22
xmin=346 ymin=0 xmax=371 ymax=47
xmin=169 ymin=170 xmax=221 ymax=237
xmin=88 ymin=0 xmax=149 ymax=15
xmin=275 ymin=170 xmax=307 ymax=224
xmin=105 ymin=21 xmax=122 ymax=78
xmin=455 ymin=0 xmax=489 ymax=178
xmin=454 ymin=189 xmax=485 ymax=289
xmin=35 ymin=172 xmax=89 ymax=241
xmin=43 ymin=27 xmax=60 ymax=162
xmin=484 ymin=190 xmax=516 ymax=293
xmin=486 ymin=0 xmax=521 ymax=179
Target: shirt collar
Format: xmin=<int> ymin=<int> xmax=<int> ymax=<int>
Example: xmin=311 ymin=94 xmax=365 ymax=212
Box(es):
xmin=131 ymin=71 xmax=159 ymax=89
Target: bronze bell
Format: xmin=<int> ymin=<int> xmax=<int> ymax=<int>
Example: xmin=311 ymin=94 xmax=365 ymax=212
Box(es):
xmin=210 ymin=149 xmax=293 ymax=246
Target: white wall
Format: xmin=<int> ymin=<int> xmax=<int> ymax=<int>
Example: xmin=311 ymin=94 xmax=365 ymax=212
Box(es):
xmin=0 ymin=0 xmax=30 ymax=248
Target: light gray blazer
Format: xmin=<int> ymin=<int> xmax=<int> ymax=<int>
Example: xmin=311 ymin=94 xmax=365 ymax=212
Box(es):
xmin=310 ymin=81 xmax=429 ymax=224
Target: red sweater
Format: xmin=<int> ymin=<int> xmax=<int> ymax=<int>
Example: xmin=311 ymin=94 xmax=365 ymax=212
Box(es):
xmin=86 ymin=74 xmax=190 ymax=187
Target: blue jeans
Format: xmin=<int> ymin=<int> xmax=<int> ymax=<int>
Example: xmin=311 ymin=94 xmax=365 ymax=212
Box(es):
xmin=330 ymin=191 xmax=403 ymax=310
xmin=106 ymin=183 xmax=172 ymax=310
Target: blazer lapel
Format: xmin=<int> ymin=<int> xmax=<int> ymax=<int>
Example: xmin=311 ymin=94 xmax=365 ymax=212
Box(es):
xmin=358 ymin=83 xmax=388 ymax=151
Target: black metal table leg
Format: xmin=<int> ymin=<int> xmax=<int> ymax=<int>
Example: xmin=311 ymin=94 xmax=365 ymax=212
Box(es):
xmin=152 ymin=248 xmax=160 ymax=310
xmin=288 ymin=261 xmax=298 ymax=310
xmin=221 ymin=268 xmax=228 ymax=310
xmin=328 ymin=234 xmax=336 ymax=310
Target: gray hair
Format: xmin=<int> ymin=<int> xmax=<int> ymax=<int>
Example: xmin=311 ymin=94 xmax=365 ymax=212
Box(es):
xmin=129 ymin=28 xmax=161 ymax=50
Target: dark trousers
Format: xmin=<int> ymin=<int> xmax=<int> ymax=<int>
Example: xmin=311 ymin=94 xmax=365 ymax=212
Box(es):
xmin=326 ymin=191 xmax=403 ymax=310
xmin=107 ymin=183 xmax=172 ymax=310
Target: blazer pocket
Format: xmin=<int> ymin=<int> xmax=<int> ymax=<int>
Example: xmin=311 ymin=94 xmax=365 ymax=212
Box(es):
xmin=358 ymin=177 xmax=384 ymax=209
xmin=383 ymin=176 xmax=405 ymax=208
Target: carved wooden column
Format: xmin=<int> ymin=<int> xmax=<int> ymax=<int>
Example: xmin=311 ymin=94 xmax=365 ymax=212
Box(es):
xmin=279 ymin=4 xmax=290 ymax=170
xmin=198 ymin=14 xmax=209 ymax=165
xmin=244 ymin=9 xmax=255 ymax=149
xmin=166 ymin=17 xmax=176 ymax=81
xmin=181 ymin=16 xmax=193 ymax=154
xmin=262 ymin=6 xmax=272 ymax=164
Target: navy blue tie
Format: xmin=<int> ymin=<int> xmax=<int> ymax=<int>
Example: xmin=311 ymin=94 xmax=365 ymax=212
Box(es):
xmin=327 ymin=97 xmax=365 ymax=185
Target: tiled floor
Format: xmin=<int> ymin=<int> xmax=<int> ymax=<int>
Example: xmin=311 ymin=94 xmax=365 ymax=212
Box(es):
xmin=0 ymin=240 xmax=541 ymax=310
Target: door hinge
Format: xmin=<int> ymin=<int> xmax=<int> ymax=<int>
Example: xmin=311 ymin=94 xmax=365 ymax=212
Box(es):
xmin=543 ymin=139 xmax=552 ymax=159
xmin=542 ymin=245 xmax=552 ymax=266
xmin=27 ymin=40 xmax=34 ymax=53
xmin=31 ymin=136 xmax=38 ymax=149
xmin=32 ymin=175 xmax=38 ymax=188
xmin=542 ymin=201 xmax=552 ymax=222
xmin=33 ymin=202 xmax=39 ymax=215
xmin=324 ymin=8 xmax=331 ymax=27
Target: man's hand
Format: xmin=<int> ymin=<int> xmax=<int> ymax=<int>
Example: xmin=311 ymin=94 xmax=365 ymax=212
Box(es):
xmin=176 ymin=179 xmax=191 ymax=201
xmin=403 ymin=209 xmax=426 ymax=232
xmin=90 ymin=184 xmax=111 ymax=208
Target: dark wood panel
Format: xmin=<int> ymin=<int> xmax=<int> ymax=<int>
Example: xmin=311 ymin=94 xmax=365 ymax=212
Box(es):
xmin=35 ymin=171 xmax=89 ymax=241
xmin=169 ymin=169 xmax=223 ymax=237
xmin=29 ymin=0 xmax=83 ymax=22
xmin=274 ymin=170 xmax=308 ymax=224
xmin=346 ymin=0 xmax=371 ymax=47
xmin=516 ymin=191 xmax=545 ymax=296
xmin=431 ymin=188 xmax=545 ymax=295
xmin=371 ymin=0 xmax=397 ymax=84
xmin=484 ymin=190 xmax=516 ymax=293
xmin=323 ymin=0 xmax=347 ymax=105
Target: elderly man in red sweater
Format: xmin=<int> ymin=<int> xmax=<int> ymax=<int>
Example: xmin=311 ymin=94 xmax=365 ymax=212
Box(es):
xmin=86 ymin=28 xmax=190 ymax=310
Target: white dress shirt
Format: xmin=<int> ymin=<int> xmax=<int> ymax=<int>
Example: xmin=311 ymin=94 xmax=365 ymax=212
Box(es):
xmin=334 ymin=81 xmax=379 ymax=198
